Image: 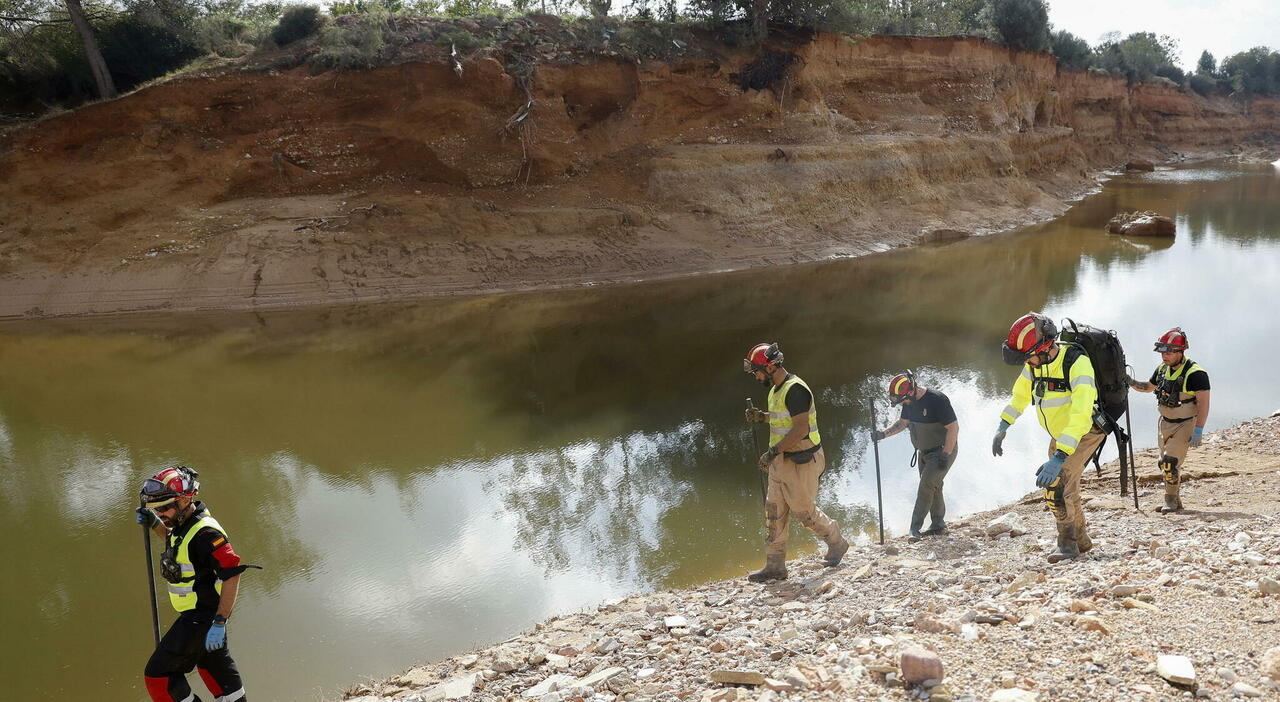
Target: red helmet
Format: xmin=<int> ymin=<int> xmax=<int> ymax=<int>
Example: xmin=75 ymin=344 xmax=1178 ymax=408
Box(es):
xmin=1154 ymin=327 xmax=1188 ymax=352
xmin=888 ymin=371 xmax=916 ymax=405
xmin=743 ymin=342 xmax=784 ymax=373
xmin=1002 ymin=312 xmax=1058 ymax=365
xmin=140 ymin=466 xmax=199 ymax=508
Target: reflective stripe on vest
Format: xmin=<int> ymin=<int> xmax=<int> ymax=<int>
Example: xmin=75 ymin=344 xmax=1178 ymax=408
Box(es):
xmin=766 ymin=375 xmax=821 ymax=449
xmin=1029 ymin=344 xmax=1096 ymax=451
xmin=167 ymin=512 xmax=226 ymax=612
xmin=1157 ymin=360 xmax=1205 ymax=421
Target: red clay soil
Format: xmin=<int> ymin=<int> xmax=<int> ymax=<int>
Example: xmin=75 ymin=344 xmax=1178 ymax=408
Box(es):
xmin=1 ymin=34 xmax=1277 ymax=318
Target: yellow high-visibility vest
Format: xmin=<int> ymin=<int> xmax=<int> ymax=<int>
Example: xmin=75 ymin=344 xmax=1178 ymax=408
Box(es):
xmin=1156 ymin=360 xmax=1206 ymax=421
xmin=1000 ymin=344 xmax=1097 ymax=455
xmin=167 ymin=512 xmax=226 ymax=612
xmin=767 ymin=374 xmax=821 ymax=450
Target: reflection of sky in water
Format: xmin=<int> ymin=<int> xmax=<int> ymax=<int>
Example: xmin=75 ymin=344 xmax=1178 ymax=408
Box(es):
xmin=2 ymin=161 xmax=1280 ymax=702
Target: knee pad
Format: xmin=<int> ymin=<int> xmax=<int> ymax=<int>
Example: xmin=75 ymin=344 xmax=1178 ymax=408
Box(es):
xmin=1158 ymin=455 xmax=1180 ymax=484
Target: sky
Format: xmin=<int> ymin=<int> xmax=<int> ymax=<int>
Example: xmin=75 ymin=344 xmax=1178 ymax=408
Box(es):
xmin=1047 ymin=0 xmax=1279 ymax=71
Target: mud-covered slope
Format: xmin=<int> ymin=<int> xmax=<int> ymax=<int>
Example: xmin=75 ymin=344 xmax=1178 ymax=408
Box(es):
xmin=0 ymin=35 xmax=1276 ymax=318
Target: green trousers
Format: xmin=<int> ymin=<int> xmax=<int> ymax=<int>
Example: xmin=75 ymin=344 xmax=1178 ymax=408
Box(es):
xmin=910 ymin=448 xmax=956 ymax=534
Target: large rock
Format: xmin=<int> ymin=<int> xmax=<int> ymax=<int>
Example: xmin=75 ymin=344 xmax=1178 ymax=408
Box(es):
xmin=1156 ymin=655 xmax=1196 ymax=686
xmin=709 ymin=670 xmax=765 ymax=685
xmin=900 ymin=646 xmax=944 ymax=683
xmin=1125 ymin=159 xmax=1156 ymax=171
xmin=990 ymin=690 xmax=1038 ymax=702
xmin=1261 ymin=647 xmax=1280 ymax=680
xmin=420 ymin=673 xmax=477 ymax=701
xmin=986 ymin=512 xmax=1024 ymax=536
xmin=1106 ymin=211 xmax=1175 ymax=237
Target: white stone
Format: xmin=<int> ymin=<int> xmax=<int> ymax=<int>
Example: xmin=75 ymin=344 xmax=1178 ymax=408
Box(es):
xmin=664 ymin=615 xmax=689 ymax=628
xmin=524 ymin=674 xmax=575 ymax=697
xmin=1231 ymin=682 xmax=1263 ymax=698
xmin=1156 ymin=655 xmax=1196 ymax=686
xmin=987 ymin=513 xmax=1023 ymax=536
xmin=989 ymin=689 xmax=1039 ymax=702
xmin=420 ymin=673 xmax=477 ymax=701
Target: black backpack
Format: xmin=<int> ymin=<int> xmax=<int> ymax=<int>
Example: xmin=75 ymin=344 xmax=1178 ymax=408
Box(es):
xmin=1058 ymin=318 xmax=1129 ymax=422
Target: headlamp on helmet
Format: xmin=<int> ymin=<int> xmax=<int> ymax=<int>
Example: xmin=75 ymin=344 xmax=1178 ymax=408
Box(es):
xmin=1154 ymin=327 xmax=1188 ymax=353
xmin=888 ymin=371 xmax=917 ymax=405
xmin=743 ymin=342 xmax=783 ymax=374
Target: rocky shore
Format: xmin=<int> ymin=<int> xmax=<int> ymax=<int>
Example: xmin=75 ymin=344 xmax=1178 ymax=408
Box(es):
xmin=341 ymin=412 xmax=1280 ymax=702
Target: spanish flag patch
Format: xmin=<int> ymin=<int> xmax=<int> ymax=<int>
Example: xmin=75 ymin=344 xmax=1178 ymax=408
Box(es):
xmin=211 ymin=536 xmax=226 ymax=548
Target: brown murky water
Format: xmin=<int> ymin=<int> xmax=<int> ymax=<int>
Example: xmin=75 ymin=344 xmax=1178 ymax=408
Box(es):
xmin=2 ymin=161 xmax=1279 ymax=700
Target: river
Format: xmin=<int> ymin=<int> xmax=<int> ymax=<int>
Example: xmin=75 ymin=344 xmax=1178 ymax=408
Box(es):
xmin=1 ymin=160 xmax=1278 ymax=700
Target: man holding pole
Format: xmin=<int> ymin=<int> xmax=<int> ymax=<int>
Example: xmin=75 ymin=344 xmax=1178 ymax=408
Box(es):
xmin=872 ymin=372 xmax=959 ymax=540
xmin=134 ymin=466 xmax=255 ymax=702
xmin=743 ymin=342 xmax=849 ymax=582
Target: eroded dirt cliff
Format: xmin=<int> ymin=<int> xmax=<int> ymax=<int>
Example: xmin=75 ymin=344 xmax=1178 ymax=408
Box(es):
xmin=1 ymin=34 xmax=1276 ymax=318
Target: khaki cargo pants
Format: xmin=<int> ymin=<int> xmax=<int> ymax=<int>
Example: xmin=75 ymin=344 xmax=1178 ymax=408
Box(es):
xmin=1158 ymin=418 xmax=1195 ymax=484
xmin=1045 ymin=428 xmax=1106 ymax=537
xmin=764 ymin=448 xmax=842 ymax=559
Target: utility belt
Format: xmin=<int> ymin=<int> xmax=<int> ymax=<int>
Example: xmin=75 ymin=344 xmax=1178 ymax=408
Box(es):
xmin=783 ymin=444 xmax=821 ymax=464
xmin=1157 ymin=393 xmax=1195 ymax=408
xmin=1160 ymin=415 xmax=1194 ymax=424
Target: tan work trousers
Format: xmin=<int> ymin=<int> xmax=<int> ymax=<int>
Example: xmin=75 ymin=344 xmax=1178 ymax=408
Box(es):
xmin=1045 ymin=428 xmax=1106 ymax=534
xmin=764 ymin=448 xmax=842 ymax=559
xmin=1158 ymin=418 xmax=1195 ymax=483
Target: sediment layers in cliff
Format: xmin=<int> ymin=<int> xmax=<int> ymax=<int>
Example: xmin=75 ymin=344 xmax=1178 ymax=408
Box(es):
xmin=1 ymin=34 xmax=1276 ymax=317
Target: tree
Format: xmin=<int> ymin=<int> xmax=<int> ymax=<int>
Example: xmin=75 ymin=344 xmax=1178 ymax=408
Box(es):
xmin=2 ymin=0 xmax=116 ymax=98
xmin=1220 ymin=47 xmax=1278 ymax=95
xmin=988 ymin=0 xmax=1050 ymax=52
xmin=1091 ymin=32 xmax=1179 ymax=84
xmin=1196 ymin=49 xmax=1215 ymax=76
xmin=1050 ymin=29 xmax=1089 ymax=69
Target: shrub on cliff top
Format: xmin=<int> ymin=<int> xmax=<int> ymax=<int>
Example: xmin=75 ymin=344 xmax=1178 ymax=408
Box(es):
xmin=310 ymin=12 xmax=386 ymax=69
xmin=1050 ymin=30 xmax=1090 ymax=70
xmin=988 ymin=0 xmax=1050 ymax=52
xmin=271 ymin=4 xmax=325 ymax=46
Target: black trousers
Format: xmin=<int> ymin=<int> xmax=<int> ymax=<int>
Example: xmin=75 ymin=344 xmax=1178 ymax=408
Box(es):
xmin=144 ymin=615 xmax=245 ymax=702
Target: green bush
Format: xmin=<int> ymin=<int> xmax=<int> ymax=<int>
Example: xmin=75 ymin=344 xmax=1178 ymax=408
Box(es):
xmin=271 ymin=4 xmax=325 ymax=46
xmin=433 ymin=27 xmax=490 ymax=53
xmin=195 ymin=14 xmax=254 ymax=56
xmin=1188 ymin=73 xmax=1217 ymax=96
xmin=1091 ymin=32 xmax=1180 ymax=84
xmin=1050 ymin=30 xmax=1090 ymax=70
xmin=988 ymin=0 xmax=1050 ymax=52
xmin=310 ymin=13 xmax=386 ymax=69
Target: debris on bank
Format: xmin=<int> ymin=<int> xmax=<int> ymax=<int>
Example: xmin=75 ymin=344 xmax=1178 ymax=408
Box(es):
xmin=342 ymin=415 xmax=1280 ymax=702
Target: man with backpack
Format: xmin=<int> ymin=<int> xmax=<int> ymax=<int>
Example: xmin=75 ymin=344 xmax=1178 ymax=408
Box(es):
xmin=992 ymin=312 xmax=1107 ymax=563
xmin=1125 ymin=327 xmax=1211 ymax=512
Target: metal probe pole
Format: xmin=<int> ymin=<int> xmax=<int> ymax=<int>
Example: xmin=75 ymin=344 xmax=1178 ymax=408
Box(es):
xmin=869 ymin=398 xmax=885 ymax=545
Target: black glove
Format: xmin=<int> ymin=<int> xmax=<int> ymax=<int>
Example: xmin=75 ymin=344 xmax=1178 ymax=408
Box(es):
xmin=135 ymin=506 xmax=158 ymax=528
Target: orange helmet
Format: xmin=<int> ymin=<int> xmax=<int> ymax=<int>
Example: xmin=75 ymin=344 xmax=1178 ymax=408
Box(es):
xmin=888 ymin=371 xmax=916 ymax=405
xmin=1154 ymin=327 xmax=1188 ymax=353
xmin=140 ymin=466 xmax=199 ymax=508
xmin=1002 ymin=312 xmax=1058 ymax=365
xmin=743 ymin=342 xmax=783 ymax=373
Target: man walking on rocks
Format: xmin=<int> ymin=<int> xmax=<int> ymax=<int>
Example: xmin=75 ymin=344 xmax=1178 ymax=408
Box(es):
xmin=992 ymin=313 xmax=1105 ymax=563
xmin=872 ymin=372 xmax=958 ymax=540
xmin=1125 ymin=327 xmax=1211 ymax=512
xmin=743 ymin=342 xmax=848 ymax=582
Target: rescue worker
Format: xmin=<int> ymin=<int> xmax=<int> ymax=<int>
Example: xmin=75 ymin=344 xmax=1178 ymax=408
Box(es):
xmin=872 ymin=372 xmax=959 ymax=540
xmin=1124 ymin=327 xmax=1211 ymax=512
xmin=134 ymin=466 xmax=255 ymax=702
xmin=743 ymin=342 xmax=848 ymax=581
xmin=992 ymin=313 xmax=1105 ymax=563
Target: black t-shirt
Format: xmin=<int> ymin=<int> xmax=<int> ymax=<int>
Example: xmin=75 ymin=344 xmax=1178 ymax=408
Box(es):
xmin=1150 ymin=362 xmax=1210 ymax=392
xmin=899 ymin=388 xmax=958 ymax=425
xmin=783 ymin=377 xmax=813 ymax=416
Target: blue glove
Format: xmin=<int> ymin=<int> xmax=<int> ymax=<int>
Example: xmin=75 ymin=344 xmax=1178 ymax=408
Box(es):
xmin=1036 ymin=450 xmax=1067 ymax=488
xmin=992 ymin=420 xmax=1011 ymax=457
xmin=205 ymin=619 xmax=226 ymax=651
xmin=135 ymin=506 xmax=157 ymax=528
xmin=1190 ymin=426 xmax=1204 ymax=447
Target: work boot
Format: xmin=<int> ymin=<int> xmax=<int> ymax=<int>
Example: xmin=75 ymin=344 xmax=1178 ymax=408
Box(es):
xmin=747 ymin=556 xmax=787 ymax=583
xmin=823 ymin=537 xmax=849 ymax=567
xmin=1157 ymin=484 xmax=1183 ymax=513
xmin=907 ymin=530 xmax=923 ymax=543
xmin=1077 ymin=528 xmax=1094 ymax=554
xmin=922 ymin=522 xmax=948 ymax=536
xmin=1047 ymin=525 xmax=1081 ymax=563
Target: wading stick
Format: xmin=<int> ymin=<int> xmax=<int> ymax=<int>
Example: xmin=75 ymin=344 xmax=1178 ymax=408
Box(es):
xmin=141 ymin=502 xmax=161 ymax=647
xmin=746 ymin=398 xmax=767 ymax=507
xmin=869 ymin=398 xmax=885 ymax=545
xmin=1125 ymin=398 xmax=1139 ymax=509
